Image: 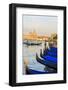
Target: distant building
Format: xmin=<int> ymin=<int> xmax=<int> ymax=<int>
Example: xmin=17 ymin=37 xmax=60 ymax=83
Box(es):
xmin=23 ymin=30 xmax=49 ymax=41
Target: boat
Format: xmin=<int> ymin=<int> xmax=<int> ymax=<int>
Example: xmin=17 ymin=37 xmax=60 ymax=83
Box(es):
xmin=26 ymin=67 xmax=48 ymax=74
xmin=25 ymin=53 xmax=57 ymax=74
xmin=36 ymin=53 xmax=57 ymax=71
xmin=25 ymin=47 xmax=57 ymax=74
xmin=23 ymin=40 xmax=42 ymax=46
xmin=26 ymin=64 xmax=56 ymax=74
xmin=43 ymin=47 xmax=57 ymax=57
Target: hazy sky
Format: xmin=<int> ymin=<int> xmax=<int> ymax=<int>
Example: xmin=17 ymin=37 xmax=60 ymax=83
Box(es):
xmin=23 ymin=15 xmax=57 ymax=36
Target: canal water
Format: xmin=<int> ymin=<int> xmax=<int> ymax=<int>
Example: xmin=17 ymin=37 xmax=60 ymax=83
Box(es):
xmin=23 ymin=41 xmax=46 ymax=74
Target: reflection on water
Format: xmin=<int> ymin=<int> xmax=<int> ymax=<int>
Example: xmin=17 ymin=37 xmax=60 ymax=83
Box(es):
xmin=23 ymin=41 xmax=46 ymax=74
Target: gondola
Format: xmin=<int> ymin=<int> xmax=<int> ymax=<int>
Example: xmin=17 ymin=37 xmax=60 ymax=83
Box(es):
xmin=23 ymin=40 xmax=42 ymax=46
xmin=26 ymin=67 xmax=48 ymax=74
xmin=42 ymin=47 xmax=57 ymax=57
xmin=26 ymin=65 xmax=56 ymax=74
xmin=23 ymin=42 xmax=42 ymax=46
xmin=45 ymin=50 xmax=57 ymax=57
xmin=43 ymin=47 xmax=57 ymax=57
xmin=36 ymin=53 xmax=57 ymax=71
xmin=25 ymin=47 xmax=57 ymax=74
xmin=42 ymin=55 xmax=57 ymax=63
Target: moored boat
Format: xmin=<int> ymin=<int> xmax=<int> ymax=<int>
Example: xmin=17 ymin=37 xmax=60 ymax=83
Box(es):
xmin=23 ymin=40 xmax=42 ymax=46
xmin=36 ymin=53 xmax=57 ymax=71
xmin=26 ymin=64 xmax=56 ymax=74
